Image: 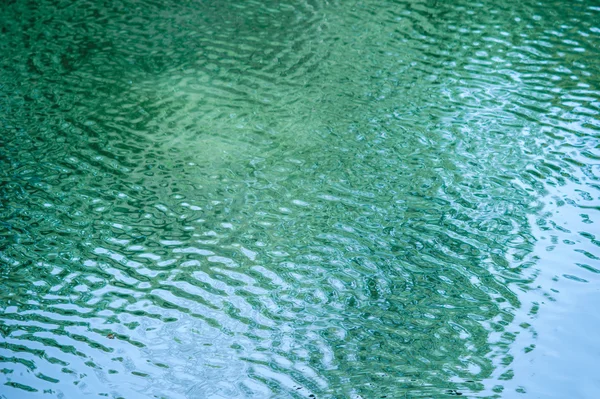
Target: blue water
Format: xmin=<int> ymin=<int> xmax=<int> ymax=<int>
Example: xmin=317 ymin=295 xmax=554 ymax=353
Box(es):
xmin=1 ymin=0 xmax=599 ymax=397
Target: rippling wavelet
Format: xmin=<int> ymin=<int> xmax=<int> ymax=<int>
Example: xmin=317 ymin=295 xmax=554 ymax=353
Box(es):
xmin=1 ymin=0 xmax=599 ymax=398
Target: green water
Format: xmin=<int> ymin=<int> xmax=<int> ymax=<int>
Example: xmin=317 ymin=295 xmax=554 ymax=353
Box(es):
xmin=1 ymin=0 xmax=599 ymax=397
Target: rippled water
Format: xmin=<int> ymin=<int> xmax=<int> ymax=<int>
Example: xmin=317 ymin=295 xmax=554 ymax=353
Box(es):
xmin=1 ymin=0 xmax=599 ymax=397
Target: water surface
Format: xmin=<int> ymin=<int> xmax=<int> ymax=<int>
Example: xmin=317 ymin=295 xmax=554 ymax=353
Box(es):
xmin=1 ymin=0 xmax=599 ymax=398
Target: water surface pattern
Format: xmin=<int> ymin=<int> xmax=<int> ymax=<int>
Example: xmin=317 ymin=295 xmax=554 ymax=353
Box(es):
xmin=1 ymin=0 xmax=599 ymax=398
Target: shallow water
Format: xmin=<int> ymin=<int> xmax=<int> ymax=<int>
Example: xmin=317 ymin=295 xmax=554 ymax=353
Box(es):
xmin=1 ymin=0 xmax=599 ymax=398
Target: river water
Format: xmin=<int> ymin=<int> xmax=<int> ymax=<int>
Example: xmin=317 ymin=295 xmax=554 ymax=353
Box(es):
xmin=1 ymin=0 xmax=599 ymax=398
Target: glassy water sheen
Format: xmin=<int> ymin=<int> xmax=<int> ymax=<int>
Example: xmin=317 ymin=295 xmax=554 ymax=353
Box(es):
xmin=1 ymin=0 xmax=599 ymax=398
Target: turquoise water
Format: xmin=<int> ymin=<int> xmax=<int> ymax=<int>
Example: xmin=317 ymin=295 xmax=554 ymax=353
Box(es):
xmin=1 ymin=0 xmax=599 ymax=397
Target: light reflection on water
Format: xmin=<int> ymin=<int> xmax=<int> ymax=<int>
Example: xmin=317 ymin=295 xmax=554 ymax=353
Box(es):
xmin=0 ymin=0 xmax=599 ymax=397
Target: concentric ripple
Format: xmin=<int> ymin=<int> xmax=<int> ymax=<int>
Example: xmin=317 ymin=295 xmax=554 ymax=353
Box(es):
xmin=1 ymin=0 xmax=600 ymax=398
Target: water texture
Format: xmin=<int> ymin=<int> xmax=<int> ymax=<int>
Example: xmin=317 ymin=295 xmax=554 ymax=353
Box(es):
xmin=0 ymin=0 xmax=599 ymax=397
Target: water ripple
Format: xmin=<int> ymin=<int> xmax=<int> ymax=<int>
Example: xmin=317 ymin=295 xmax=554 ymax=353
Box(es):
xmin=1 ymin=0 xmax=600 ymax=397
